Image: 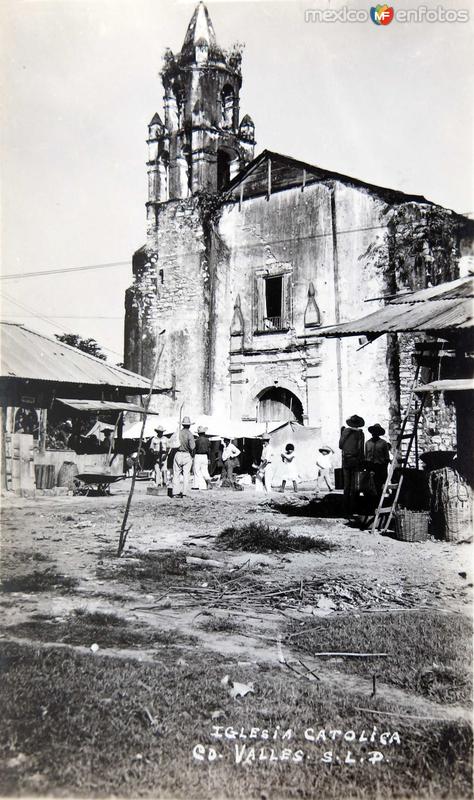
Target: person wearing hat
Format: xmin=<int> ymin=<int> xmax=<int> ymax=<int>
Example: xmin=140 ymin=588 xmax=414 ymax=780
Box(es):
xmin=99 ymin=427 xmax=115 ymax=454
xmin=339 ymin=414 xmax=365 ymax=518
xmin=259 ymin=433 xmax=275 ymax=493
xmin=316 ymin=445 xmax=334 ymax=492
xmin=172 ymin=416 xmax=195 ymax=497
xmin=221 ymin=437 xmax=241 ymax=487
xmin=150 ymin=425 xmax=170 ymax=487
xmin=365 ymin=424 xmax=391 ymax=500
xmin=193 ymin=426 xmax=213 ymax=490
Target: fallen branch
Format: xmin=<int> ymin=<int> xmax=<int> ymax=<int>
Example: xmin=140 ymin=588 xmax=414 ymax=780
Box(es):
xmin=312 ymin=652 xmax=388 ymax=658
xmin=353 ymin=706 xmax=462 ymax=722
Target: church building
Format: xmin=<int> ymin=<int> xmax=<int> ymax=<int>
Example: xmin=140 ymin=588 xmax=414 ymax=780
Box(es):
xmin=124 ymin=1 xmax=472 ymax=447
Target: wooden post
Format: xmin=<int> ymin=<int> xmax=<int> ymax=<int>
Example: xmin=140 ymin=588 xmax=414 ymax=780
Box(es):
xmin=301 ymin=169 xmax=306 ymax=192
xmin=0 ymin=407 xmax=7 ymax=491
xmin=38 ymin=408 xmax=47 ymax=455
xmin=267 ymin=158 xmax=272 ymax=201
xmin=239 ymin=183 xmax=243 ymax=212
xmin=117 ymin=333 xmax=166 ymax=556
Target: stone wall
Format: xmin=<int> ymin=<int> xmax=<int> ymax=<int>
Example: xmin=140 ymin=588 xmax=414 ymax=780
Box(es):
xmin=211 ymin=180 xmax=392 ymax=451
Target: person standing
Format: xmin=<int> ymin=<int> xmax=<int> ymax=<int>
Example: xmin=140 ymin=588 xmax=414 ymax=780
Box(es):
xmin=149 ymin=425 xmax=169 ymax=487
xmin=277 ymin=443 xmax=299 ymax=492
xmin=316 ymin=445 xmax=334 ymax=492
xmin=172 ymin=416 xmax=195 ymax=497
xmin=260 ymin=433 xmax=275 ymax=493
xmin=221 ymin=437 xmax=241 ymax=486
xmin=339 ymin=415 xmax=365 ymax=518
xmin=365 ymin=423 xmax=391 ymax=499
xmin=193 ymin=426 xmax=212 ymax=490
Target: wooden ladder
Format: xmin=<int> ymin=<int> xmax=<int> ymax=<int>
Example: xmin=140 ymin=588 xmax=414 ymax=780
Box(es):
xmin=371 ymin=365 xmax=426 ymax=534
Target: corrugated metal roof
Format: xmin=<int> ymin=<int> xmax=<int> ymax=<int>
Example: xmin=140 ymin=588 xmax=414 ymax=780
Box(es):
xmin=389 ymin=275 xmax=474 ymax=304
xmin=318 ymin=296 xmax=473 ymax=336
xmin=57 ymin=399 xmax=160 ymax=413
xmin=0 ymin=322 xmax=152 ymax=391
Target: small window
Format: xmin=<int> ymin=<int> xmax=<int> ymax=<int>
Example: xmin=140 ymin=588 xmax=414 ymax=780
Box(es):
xmin=217 ymin=150 xmax=231 ymax=191
xmin=221 ymin=85 xmax=234 ymax=128
xmin=264 ymin=276 xmax=283 ymax=329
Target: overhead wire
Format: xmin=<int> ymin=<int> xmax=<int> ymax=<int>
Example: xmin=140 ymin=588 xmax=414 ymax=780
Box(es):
xmin=0 ymin=291 xmax=124 ymax=360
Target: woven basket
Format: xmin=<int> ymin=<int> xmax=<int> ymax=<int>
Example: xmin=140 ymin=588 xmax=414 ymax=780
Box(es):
xmin=395 ymin=509 xmax=430 ymax=542
xmin=444 ymin=499 xmax=473 ymax=542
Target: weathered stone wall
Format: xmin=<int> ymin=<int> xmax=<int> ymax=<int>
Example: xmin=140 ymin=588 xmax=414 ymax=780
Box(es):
xmin=212 ymin=180 xmax=392 ymax=451
xmin=125 ymin=198 xmax=211 ymax=414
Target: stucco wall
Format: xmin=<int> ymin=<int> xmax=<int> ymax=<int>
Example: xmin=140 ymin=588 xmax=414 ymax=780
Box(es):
xmin=212 ymin=180 xmax=391 ymax=450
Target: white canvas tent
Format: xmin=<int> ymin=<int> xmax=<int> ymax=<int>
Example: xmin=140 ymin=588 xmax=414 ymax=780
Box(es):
xmin=268 ymin=421 xmax=323 ymax=482
xmin=122 ymin=413 xmax=274 ymax=441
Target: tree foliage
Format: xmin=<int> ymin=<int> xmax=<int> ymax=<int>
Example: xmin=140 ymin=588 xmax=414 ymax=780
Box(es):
xmin=55 ymin=334 xmax=107 ymax=361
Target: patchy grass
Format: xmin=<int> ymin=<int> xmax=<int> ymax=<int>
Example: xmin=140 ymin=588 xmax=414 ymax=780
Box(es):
xmin=216 ymin=522 xmax=337 ymax=553
xmin=198 ymin=616 xmax=243 ymax=634
xmin=5 ymin=609 xmax=196 ymax=650
xmin=0 ymin=640 xmax=471 ymax=799
xmin=0 ymin=570 xmax=78 ymax=594
xmin=287 ymin=610 xmax=473 ymax=705
xmin=99 ymin=550 xmax=188 ymax=584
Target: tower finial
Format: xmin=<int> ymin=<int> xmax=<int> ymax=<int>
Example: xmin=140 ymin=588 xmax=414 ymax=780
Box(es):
xmin=182 ymin=2 xmax=217 ymax=55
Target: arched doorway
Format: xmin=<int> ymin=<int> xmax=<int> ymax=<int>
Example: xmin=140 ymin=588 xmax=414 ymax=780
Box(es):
xmin=257 ymin=387 xmax=303 ymax=425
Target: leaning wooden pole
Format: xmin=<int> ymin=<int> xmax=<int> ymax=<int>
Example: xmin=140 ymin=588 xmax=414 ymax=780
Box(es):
xmin=117 ymin=333 xmax=166 ymax=556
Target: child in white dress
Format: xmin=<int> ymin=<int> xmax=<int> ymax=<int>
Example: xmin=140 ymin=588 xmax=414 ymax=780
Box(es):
xmin=277 ymin=443 xmax=298 ymax=492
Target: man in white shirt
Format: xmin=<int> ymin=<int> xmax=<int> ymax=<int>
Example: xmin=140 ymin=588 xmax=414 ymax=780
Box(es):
xmin=221 ymin=437 xmax=241 ymax=485
xmin=260 ymin=433 xmax=275 ymax=492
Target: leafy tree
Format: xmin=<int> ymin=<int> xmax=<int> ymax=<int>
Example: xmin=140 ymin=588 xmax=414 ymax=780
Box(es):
xmin=55 ymin=333 xmax=107 ymax=361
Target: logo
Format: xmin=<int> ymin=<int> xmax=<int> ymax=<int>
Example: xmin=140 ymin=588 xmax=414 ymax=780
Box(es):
xmin=370 ymin=4 xmax=394 ymax=24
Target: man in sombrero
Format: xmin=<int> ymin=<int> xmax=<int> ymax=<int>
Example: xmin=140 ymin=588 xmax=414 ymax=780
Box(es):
xmin=339 ymin=414 xmax=365 ymax=519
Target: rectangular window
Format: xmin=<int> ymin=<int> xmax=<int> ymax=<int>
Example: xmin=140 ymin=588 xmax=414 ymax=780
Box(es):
xmin=264 ymin=276 xmax=283 ymax=330
xmin=254 ymin=272 xmax=291 ymax=333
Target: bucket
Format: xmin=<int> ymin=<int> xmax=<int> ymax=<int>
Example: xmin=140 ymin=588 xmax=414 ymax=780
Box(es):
xmin=57 ymin=461 xmax=79 ymax=488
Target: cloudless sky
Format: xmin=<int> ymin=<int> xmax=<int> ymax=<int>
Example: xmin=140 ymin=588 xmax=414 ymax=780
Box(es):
xmin=1 ymin=0 xmax=473 ymax=361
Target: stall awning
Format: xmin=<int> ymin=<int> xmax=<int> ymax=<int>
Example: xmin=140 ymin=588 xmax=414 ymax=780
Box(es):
xmin=57 ymin=399 xmax=160 ymax=414
xmin=414 ymin=379 xmax=474 ymax=393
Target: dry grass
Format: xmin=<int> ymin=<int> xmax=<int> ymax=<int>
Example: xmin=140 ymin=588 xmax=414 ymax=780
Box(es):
xmin=216 ymin=522 xmax=337 ymax=553
xmin=198 ymin=615 xmax=243 ymax=633
xmin=5 ymin=609 xmax=196 ymax=650
xmin=0 ymin=570 xmax=78 ymax=594
xmin=0 ymin=640 xmax=471 ymax=799
xmin=99 ymin=550 xmax=188 ymax=584
xmin=287 ymin=610 xmax=473 ymax=705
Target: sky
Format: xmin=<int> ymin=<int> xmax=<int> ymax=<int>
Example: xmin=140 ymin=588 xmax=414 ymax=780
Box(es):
xmin=1 ymin=0 xmax=473 ymax=362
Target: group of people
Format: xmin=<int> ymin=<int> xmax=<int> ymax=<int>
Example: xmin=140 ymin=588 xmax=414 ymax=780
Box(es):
xmin=146 ymin=418 xmax=339 ymax=497
xmin=138 ymin=412 xmax=391 ymax=506
xmin=339 ymin=414 xmax=391 ymax=523
xmin=148 ymin=417 xmax=243 ymax=497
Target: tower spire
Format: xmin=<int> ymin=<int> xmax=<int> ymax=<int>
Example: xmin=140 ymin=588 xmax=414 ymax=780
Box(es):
xmin=182 ymin=2 xmax=217 ymax=55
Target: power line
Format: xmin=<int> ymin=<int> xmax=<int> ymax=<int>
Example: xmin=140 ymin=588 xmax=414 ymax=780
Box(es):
xmin=0 ymin=260 xmax=130 ymax=281
xmin=2 ymin=210 xmax=472 ymax=282
xmin=1 ymin=314 xmax=123 ymax=320
xmin=0 ymin=291 xmax=124 ymax=360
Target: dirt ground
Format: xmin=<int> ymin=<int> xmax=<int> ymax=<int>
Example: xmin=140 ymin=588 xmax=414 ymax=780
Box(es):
xmin=1 ymin=482 xmax=472 ymax=695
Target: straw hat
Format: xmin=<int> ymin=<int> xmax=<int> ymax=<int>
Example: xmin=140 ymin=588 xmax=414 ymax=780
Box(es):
xmin=319 ymin=444 xmax=333 ymax=453
xmin=261 ymin=433 xmax=271 ymax=441
xmin=197 ymin=425 xmax=207 ymax=434
xmin=155 ymin=425 xmax=165 ymax=433
xmin=182 ymin=416 xmax=192 ymax=426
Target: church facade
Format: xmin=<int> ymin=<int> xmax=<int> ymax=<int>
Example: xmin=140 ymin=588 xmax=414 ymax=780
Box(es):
xmin=124 ymin=2 xmax=472 ymax=448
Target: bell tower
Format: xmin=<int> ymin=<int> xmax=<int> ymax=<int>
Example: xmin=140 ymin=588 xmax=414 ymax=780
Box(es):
xmin=147 ymin=1 xmax=255 ymax=202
